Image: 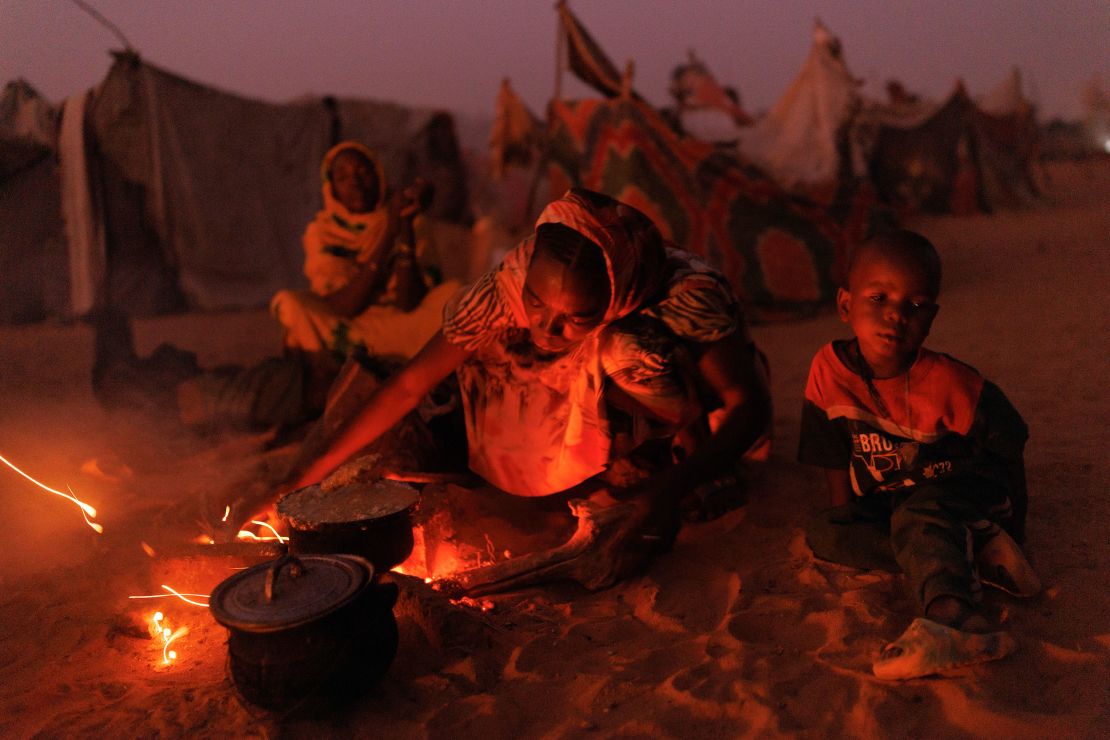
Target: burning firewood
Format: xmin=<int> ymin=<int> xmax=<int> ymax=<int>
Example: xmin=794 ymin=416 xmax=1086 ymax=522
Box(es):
xmin=435 ymin=498 xmax=654 ymax=596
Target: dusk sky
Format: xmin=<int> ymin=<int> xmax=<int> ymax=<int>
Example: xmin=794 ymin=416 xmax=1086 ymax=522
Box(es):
xmin=3 ymin=0 xmax=1106 ymax=131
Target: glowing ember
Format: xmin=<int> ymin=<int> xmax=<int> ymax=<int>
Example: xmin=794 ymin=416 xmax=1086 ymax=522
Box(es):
xmin=0 ymin=452 xmax=102 ymax=533
xmin=131 ymin=587 xmax=209 ymax=667
xmin=221 ymin=505 xmax=230 ymax=522
xmin=149 ymin=611 xmax=190 ymax=665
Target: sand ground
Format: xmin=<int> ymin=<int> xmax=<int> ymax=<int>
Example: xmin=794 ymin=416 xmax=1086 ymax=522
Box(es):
xmin=0 ymin=160 xmax=1107 ymax=738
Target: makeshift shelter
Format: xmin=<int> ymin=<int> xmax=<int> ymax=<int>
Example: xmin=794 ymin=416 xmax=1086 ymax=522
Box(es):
xmin=737 ymin=21 xmax=860 ymax=194
xmin=1 ymin=53 xmax=472 ymax=323
xmin=534 ymin=4 xmax=884 ymax=318
xmin=0 ymin=81 xmax=69 ymax=323
xmin=852 ymin=75 xmax=1041 ymax=215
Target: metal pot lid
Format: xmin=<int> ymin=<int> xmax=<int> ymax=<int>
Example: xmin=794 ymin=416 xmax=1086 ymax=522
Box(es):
xmin=277 ymin=479 xmax=418 ymax=529
xmin=209 ymin=553 xmax=373 ymax=633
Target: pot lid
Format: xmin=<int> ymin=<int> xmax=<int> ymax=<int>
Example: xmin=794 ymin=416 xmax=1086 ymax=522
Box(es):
xmin=277 ymin=479 xmax=418 ymax=528
xmin=209 ymin=553 xmax=373 ymax=633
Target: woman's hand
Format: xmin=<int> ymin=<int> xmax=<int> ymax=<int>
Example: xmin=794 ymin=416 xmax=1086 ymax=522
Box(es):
xmin=392 ymin=178 xmax=435 ymax=219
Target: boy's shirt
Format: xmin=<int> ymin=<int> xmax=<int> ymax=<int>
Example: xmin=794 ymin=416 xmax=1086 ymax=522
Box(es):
xmin=798 ymin=340 xmax=1027 ymax=498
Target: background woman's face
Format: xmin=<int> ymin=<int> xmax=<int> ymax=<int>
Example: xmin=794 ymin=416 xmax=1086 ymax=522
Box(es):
xmin=522 ymin=251 xmax=609 ymax=353
xmin=329 ymin=150 xmax=379 ymax=213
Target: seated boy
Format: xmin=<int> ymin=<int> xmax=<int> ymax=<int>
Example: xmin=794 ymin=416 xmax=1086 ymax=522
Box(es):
xmin=797 ymin=229 xmax=1040 ymax=680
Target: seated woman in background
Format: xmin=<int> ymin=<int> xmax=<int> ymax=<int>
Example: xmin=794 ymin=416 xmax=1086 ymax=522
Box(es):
xmin=280 ymin=188 xmax=772 ymax=542
xmin=270 ymin=141 xmax=460 ymax=407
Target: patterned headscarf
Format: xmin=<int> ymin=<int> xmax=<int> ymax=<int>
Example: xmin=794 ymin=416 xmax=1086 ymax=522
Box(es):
xmin=534 ymin=188 xmax=668 ymax=324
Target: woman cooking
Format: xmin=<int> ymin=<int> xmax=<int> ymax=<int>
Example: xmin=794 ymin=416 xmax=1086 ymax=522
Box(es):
xmin=283 ymin=188 xmax=771 ymax=542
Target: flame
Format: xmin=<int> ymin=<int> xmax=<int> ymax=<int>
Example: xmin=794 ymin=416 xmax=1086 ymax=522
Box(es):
xmin=221 ymin=505 xmax=230 ymax=522
xmin=0 ymin=453 xmax=103 ymax=533
xmin=392 ymin=524 xmax=504 ymax=581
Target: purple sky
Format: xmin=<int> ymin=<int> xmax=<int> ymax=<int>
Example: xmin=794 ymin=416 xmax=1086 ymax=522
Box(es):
xmin=3 ymin=0 xmax=1106 ymax=130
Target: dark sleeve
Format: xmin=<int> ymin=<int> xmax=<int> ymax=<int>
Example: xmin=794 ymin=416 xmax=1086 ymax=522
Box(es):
xmin=975 ymin=380 xmax=1030 ymax=541
xmin=976 ymin=381 xmax=1028 ymax=461
xmin=798 ymin=399 xmax=851 ymax=469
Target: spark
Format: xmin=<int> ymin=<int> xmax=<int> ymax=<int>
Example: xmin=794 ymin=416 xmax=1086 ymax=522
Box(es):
xmin=129 ymin=585 xmax=210 ymax=608
xmin=162 ymin=626 xmax=188 ymax=664
xmin=250 ymin=519 xmax=288 ymax=543
xmin=236 ymin=520 xmax=288 ymax=544
xmin=150 ymin=611 xmax=189 ymax=665
xmin=221 ymin=505 xmax=230 ymax=522
xmin=0 ymin=453 xmax=102 ymax=533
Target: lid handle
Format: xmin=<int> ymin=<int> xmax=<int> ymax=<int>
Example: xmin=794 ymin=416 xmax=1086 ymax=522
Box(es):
xmin=263 ymin=553 xmax=304 ymax=602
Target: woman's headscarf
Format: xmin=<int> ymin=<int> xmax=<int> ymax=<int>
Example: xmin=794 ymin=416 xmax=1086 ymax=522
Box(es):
xmin=534 ymin=188 xmax=668 ymax=325
xmin=302 ymin=142 xmax=391 ymax=295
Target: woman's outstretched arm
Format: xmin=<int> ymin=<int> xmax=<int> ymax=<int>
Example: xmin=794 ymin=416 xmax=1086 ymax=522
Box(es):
xmin=289 ymin=330 xmax=471 ymax=489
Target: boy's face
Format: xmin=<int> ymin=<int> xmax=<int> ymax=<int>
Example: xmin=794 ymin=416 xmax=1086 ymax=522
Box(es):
xmin=837 ymin=249 xmax=939 ymax=378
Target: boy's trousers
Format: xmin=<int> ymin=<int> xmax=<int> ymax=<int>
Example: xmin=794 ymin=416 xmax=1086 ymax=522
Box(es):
xmin=806 ymin=478 xmax=1013 ymax=609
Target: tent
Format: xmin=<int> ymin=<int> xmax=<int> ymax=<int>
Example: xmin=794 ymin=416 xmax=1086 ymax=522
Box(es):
xmin=534 ymin=5 xmax=890 ymax=319
xmin=737 ymin=21 xmax=860 ymax=194
xmin=852 ymin=75 xmax=1041 ymax=215
xmin=666 ymin=50 xmax=752 ymax=145
xmin=1 ymin=53 xmax=472 ymax=323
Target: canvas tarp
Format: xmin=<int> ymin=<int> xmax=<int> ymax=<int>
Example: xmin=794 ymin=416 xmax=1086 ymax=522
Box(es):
xmin=0 ymin=81 xmax=69 ymax=323
xmin=544 ymin=96 xmax=879 ymax=319
xmin=23 ymin=53 xmax=471 ymax=320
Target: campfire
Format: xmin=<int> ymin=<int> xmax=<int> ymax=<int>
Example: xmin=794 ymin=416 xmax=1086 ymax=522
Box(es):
xmin=4 ymin=446 xmax=647 ymax=710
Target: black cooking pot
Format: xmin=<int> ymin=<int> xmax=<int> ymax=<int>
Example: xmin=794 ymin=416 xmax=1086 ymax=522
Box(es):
xmin=209 ymin=553 xmax=398 ymax=711
xmin=276 ymin=480 xmax=419 ymax=572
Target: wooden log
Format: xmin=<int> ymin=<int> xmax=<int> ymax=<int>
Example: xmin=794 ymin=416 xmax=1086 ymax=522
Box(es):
xmin=436 ymin=498 xmax=652 ymax=596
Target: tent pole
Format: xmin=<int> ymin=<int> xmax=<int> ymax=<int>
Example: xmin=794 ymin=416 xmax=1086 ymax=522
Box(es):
xmin=554 ymin=1 xmax=565 ymax=103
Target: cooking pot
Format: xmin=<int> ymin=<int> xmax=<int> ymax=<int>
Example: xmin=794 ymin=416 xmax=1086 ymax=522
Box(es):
xmin=276 ymin=479 xmax=419 ymax=572
xmin=209 ymin=552 xmax=398 ymax=711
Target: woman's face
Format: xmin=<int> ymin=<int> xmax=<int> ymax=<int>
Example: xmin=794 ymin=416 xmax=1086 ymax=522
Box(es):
xmin=329 ymin=150 xmax=379 ymax=213
xmin=522 ymin=251 xmax=609 ymax=353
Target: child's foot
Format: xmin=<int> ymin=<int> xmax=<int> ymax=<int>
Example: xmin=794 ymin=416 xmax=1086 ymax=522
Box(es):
xmin=976 ymin=529 xmax=1041 ymax=597
xmin=872 ymin=617 xmax=1016 ymax=680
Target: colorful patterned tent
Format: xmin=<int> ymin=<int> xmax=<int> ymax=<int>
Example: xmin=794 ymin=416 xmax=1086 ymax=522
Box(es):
xmin=544 ymin=96 xmax=885 ymax=320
